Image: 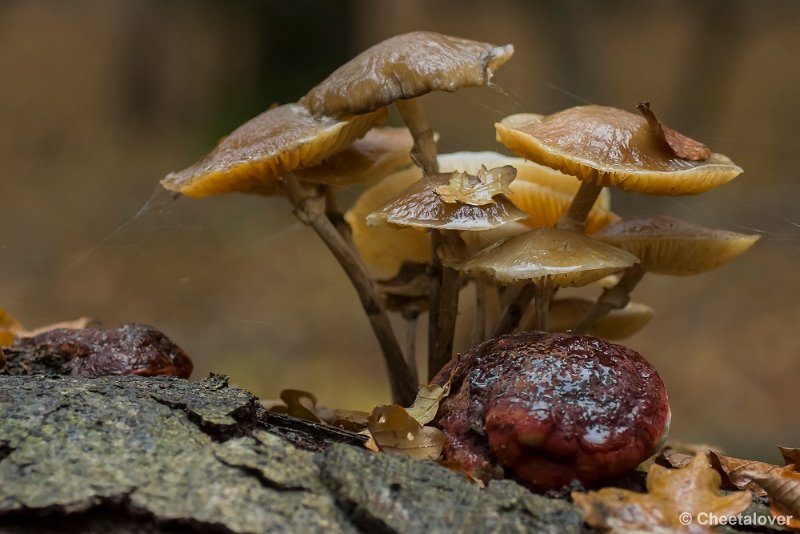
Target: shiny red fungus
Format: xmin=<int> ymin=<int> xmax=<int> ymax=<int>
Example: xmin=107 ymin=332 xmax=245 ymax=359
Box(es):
xmin=1 ymin=323 xmax=193 ymax=379
xmin=433 ymin=331 xmax=670 ymax=489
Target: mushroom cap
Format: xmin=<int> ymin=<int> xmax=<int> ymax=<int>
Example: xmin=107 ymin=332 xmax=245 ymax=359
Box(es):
xmin=593 ymin=215 xmax=760 ymax=275
xmin=301 ymin=31 xmax=514 ymax=117
xmin=460 ymin=221 xmax=530 ymax=257
xmin=295 ymin=127 xmax=413 ymax=187
xmin=443 ymin=151 xmax=618 ymax=233
xmin=457 ymin=227 xmax=638 ymax=287
xmin=366 ymin=169 xmax=526 ymax=231
xmin=346 ymin=165 xmax=433 ymax=279
xmin=161 ymin=103 xmax=387 ymax=198
xmin=547 ymin=298 xmax=654 ymax=340
xmin=433 ymin=331 xmax=671 ymax=488
xmin=495 ymin=106 xmax=743 ymax=195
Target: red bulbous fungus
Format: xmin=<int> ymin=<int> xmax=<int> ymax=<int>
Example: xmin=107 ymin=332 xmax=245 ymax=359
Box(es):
xmin=433 ymin=332 xmax=670 ymax=490
xmin=1 ymin=323 xmax=193 ymax=379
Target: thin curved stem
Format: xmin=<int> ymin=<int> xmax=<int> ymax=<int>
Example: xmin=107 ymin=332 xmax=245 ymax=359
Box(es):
xmin=491 ymin=284 xmax=536 ymax=338
xmin=427 ymin=229 xmax=461 ymax=381
xmin=403 ymin=312 xmax=419 ymax=386
xmin=283 ymin=173 xmax=416 ymax=405
xmin=471 ymin=278 xmax=486 ymax=346
xmin=574 ymin=264 xmax=647 ymax=335
xmin=395 ymin=98 xmax=439 ymax=176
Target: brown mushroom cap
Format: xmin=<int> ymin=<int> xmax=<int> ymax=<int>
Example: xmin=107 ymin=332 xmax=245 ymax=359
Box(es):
xmin=594 ymin=215 xmax=760 ymax=275
xmin=295 ymin=127 xmax=413 ymax=187
xmin=495 ymin=107 xmax=742 ymax=195
xmin=547 ymin=298 xmax=654 ymax=340
xmin=366 ymin=169 xmax=526 ymax=231
xmin=458 ymin=227 xmax=638 ymax=286
xmin=439 ymin=151 xmax=617 ymax=232
xmin=161 ymin=104 xmax=387 ymax=198
xmin=301 ymin=31 xmax=514 ymax=117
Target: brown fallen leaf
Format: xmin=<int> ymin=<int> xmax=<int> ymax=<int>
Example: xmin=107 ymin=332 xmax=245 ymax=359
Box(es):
xmin=367 ymin=404 xmax=446 ymax=460
xmin=743 ymin=465 xmax=800 ymax=529
xmin=272 ymin=389 xmax=321 ymax=422
xmin=265 ymin=389 xmax=371 ymax=431
xmin=573 ymin=452 xmax=751 ymax=533
xmin=366 ymin=367 xmax=457 ymax=460
xmin=779 ymin=446 xmax=800 ymax=468
xmin=0 ymin=308 xmax=93 ymax=347
xmin=637 ymin=101 xmax=711 ymax=161
xmin=708 ymin=451 xmax=781 ymax=497
xmin=434 ymin=166 xmax=515 ymax=206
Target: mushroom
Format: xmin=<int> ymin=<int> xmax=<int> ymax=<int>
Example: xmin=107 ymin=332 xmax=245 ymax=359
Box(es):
xmin=433 ymin=331 xmax=671 ymax=490
xmin=162 ymin=103 xmax=418 ymax=405
xmin=545 ymin=298 xmax=655 ymax=340
xmin=457 ymin=228 xmax=638 ymax=334
xmin=367 ymin=165 xmax=526 ymax=378
xmin=301 ymin=31 xmax=514 ymax=175
xmin=302 ymin=32 xmax=514 ymax=379
xmin=575 ymin=215 xmax=760 ymax=332
xmin=495 ymin=104 xmax=743 ymax=231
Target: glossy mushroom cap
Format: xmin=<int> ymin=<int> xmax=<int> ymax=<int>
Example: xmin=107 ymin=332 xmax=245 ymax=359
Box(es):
xmin=301 ymin=31 xmax=514 ymax=117
xmin=366 ymin=168 xmax=526 ymax=231
xmin=295 ymin=127 xmax=413 ymax=187
xmin=441 ymin=151 xmax=618 ymax=233
xmin=161 ymin=104 xmax=387 ymax=198
xmin=594 ymin=215 xmax=760 ymax=275
xmin=457 ymin=227 xmax=638 ymax=287
xmin=495 ymin=106 xmax=743 ymax=195
xmin=433 ymin=332 xmax=671 ymax=489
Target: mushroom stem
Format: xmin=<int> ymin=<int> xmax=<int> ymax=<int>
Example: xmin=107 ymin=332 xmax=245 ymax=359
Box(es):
xmin=472 ymin=278 xmax=486 ymax=345
xmin=403 ymin=311 xmax=419 ymax=386
xmin=427 ymin=229 xmax=461 ymax=381
xmin=491 ymin=283 xmax=536 ymax=337
xmin=282 ymin=173 xmax=417 ymax=405
xmin=534 ymin=277 xmax=554 ymax=331
xmin=575 ymin=264 xmax=647 ymax=335
xmin=557 ymin=181 xmax=604 ymax=232
xmin=323 ymin=185 xmax=352 ymax=241
xmin=395 ymin=98 xmax=439 ymax=176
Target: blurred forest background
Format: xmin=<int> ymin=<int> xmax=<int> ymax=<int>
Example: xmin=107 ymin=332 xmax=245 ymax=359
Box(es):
xmin=1 ymin=0 xmax=799 ymax=460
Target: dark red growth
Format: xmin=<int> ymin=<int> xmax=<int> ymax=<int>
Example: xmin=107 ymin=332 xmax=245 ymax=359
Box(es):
xmin=433 ymin=332 xmax=670 ymax=489
xmin=2 ymin=323 xmax=192 ymax=379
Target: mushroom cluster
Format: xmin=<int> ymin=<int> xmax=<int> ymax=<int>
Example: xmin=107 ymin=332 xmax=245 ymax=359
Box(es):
xmin=163 ymin=32 xmax=758 ymax=488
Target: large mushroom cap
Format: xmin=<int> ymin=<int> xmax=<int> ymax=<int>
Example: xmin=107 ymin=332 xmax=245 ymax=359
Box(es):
xmin=301 ymin=31 xmax=514 ymax=117
xmin=594 ymin=215 xmax=760 ymax=275
xmin=433 ymin=331 xmax=671 ymax=488
xmin=495 ymin=106 xmax=743 ymax=195
xmin=547 ymin=298 xmax=654 ymax=340
xmin=161 ymin=104 xmax=387 ymax=198
xmin=366 ymin=168 xmax=526 ymax=231
xmin=458 ymin=227 xmax=638 ymax=287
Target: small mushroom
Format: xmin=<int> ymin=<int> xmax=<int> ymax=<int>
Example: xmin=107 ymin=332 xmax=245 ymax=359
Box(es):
xmin=495 ymin=105 xmax=743 ymax=231
xmin=457 ymin=228 xmax=638 ymax=333
xmin=366 ymin=166 xmax=526 ymax=231
xmin=162 ymin=103 xmax=418 ymax=405
xmin=545 ymin=298 xmax=655 ymax=340
xmin=575 ymin=215 xmax=759 ymax=332
xmin=433 ymin=331 xmax=671 ymax=490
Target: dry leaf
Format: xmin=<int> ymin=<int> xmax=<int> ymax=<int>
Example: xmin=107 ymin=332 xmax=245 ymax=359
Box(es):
xmin=268 ymin=389 xmax=321 ymax=423
xmin=315 ymin=406 xmax=370 ymax=432
xmin=637 ymin=101 xmax=711 ymax=161
xmin=0 ymin=308 xmax=93 ymax=347
xmin=744 ymin=465 xmax=800 ymax=529
xmin=573 ymin=452 xmax=751 ymax=533
xmin=779 ymin=446 xmax=800 ymax=468
xmin=434 ymin=165 xmax=515 ymax=206
xmin=367 ymin=404 xmax=445 ymax=460
xmin=709 ymin=451 xmax=780 ymax=497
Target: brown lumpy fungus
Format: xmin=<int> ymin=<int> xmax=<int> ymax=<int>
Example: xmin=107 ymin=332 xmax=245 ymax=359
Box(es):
xmin=2 ymin=323 xmax=193 ymax=379
xmin=433 ymin=332 xmax=670 ymax=490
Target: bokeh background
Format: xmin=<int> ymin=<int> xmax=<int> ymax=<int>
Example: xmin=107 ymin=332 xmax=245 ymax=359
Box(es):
xmin=2 ymin=0 xmax=798 ymax=461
